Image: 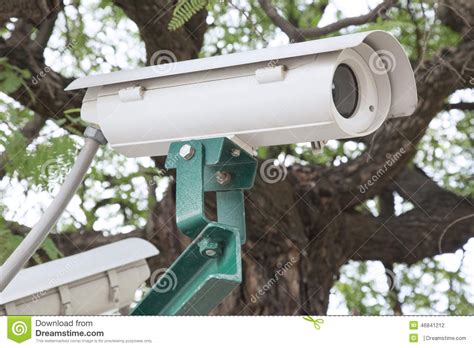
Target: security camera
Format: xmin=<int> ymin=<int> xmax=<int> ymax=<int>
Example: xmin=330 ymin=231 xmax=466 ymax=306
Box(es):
xmin=0 ymin=238 xmax=158 ymax=315
xmin=66 ymin=30 xmax=417 ymax=157
xmin=1 ymin=30 xmax=416 ymax=317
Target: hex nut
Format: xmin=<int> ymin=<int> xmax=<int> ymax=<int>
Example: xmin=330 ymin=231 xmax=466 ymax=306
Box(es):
xmin=230 ymin=148 xmax=241 ymax=157
xmin=204 ymin=249 xmax=217 ymax=257
xmin=198 ymin=239 xmax=221 ymax=258
xmin=215 ymin=171 xmax=231 ymax=185
xmin=84 ymin=126 xmax=108 ymax=145
xmin=311 ymin=140 xmax=327 ymax=154
xmin=179 ymin=144 xmax=195 ymax=160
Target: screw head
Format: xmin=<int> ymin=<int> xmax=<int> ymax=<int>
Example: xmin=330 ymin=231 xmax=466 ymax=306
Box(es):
xmin=204 ymin=249 xmax=217 ymax=257
xmin=198 ymin=238 xmax=221 ymax=258
xmin=179 ymin=144 xmax=195 ymax=160
xmin=230 ymin=148 xmax=241 ymax=157
xmin=311 ymin=140 xmax=327 ymax=154
xmin=215 ymin=171 xmax=231 ymax=185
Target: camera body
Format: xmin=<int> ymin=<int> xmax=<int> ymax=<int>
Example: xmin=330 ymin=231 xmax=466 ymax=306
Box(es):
xmin=67 ymin=30 xmax=417 ymax=157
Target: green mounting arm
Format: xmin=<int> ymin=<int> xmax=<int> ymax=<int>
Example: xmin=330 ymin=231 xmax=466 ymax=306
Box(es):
xmin=131 ymin=138 xmax=257 ymax=315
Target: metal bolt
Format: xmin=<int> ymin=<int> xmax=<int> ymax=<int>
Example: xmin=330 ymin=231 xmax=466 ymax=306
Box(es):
xmin=198 ymin=238 xmax=221 ymax=258
xmin=215 ymin=171 xmax=231 ymax=185
xmin=311 ymin=140 xmax=327 ymax=154
xmin=230 ymin=148 xmax=241 ymax=157
xmin=204 ymin=249 xmax=217 ymax=257
xmin=179 ymin=144 xmax=195 ymax=160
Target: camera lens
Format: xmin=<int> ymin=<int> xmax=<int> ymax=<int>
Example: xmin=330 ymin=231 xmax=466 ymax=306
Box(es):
xmin=332 ymin=64 xmax=359 ymax=118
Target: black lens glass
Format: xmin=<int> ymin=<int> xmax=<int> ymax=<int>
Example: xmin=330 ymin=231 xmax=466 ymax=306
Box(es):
xmin=332 ymin=64 xmax=359 ymax=118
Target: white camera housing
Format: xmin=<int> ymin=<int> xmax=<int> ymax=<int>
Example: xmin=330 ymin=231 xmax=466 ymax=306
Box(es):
xmin=67 ymin=30 xmax=417 ymax=157
xmin=0 ymin=238 xmax=158 ymax=315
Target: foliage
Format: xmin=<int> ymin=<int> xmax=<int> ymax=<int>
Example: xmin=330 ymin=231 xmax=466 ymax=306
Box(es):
xmin=0 ymin=58 xmax=31 ymax=94
xmin=203 ymin=0 xmax=276 ymax=55
xmin=361 ymin=1 xmax=461 ymax=61
xmin=169 ymin=0 xmax=212 ymax=31
xmin=398 ymin=256 xmax=474 ymax=315
xmin=0 ymin=104 xmax=77 ymax=191
xmin=333 ymin=256 xmax=474 ymax=315
xmin=0 ymin=219 xmax=63 ymax=264
xmin=334 ymin=261 xmax=391 ymax=315
xmin=415 ymin=109 xmax=473 ymax=196
xmin=0 ymin=224 xmax=24 ymax=264
xmin=46 ymin=0 xmax=143 ymax=75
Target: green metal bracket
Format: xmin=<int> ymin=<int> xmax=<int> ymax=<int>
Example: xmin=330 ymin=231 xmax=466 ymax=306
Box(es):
xmin=131 ymin=138 xmax=257 ymax=315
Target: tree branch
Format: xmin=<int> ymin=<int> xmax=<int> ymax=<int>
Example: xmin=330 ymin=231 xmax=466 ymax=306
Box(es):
xmin=349 ymin=205 xmax=473 ymax=265
xmin=5 ymin=219 xmax=147 ymax=257
xmin=51 ymin=229 xmax=148 ymax=256
xmin=32 ymin=13 xmax=58 ymax=53
xmin=0 ymin=0 xmax=62 ymax=25
xmin=379 ymin=190 xmax=403 ymax=315
xmin=347 ymin=167 xmax=474 ymax=264
xmin=389 ymin=166 xmax=465 ymax=210
xmin=0 ymin=21 xmax=85 ymax=133
xmin=445 ymin=102 xmax=474 ymax=111
xmin=383 ymin=262 xmax=403 ymax=315
xmin=258 ymin=0 xmax=396 ymax=41
xmin=437 ymin=0 xmax=474 ymax=39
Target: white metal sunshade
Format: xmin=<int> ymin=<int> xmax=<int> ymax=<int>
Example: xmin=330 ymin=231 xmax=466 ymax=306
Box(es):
xmin=0 ymin=238 xmax=158 ymax=305
xmin=66 ymin=30 xmax=417 ymax=118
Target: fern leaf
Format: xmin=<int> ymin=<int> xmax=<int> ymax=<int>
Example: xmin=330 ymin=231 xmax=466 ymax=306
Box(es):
xmin=168 ymin=0 xmax=209 ymax=31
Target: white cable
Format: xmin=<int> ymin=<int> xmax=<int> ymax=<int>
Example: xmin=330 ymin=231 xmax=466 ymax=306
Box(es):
xmin=0 ymin=127 xmax=106 ymax=291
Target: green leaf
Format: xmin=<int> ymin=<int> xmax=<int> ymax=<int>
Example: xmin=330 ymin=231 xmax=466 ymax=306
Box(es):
xmin=168 ymin=0 xmax=216 ymax=31
xmin=0 ymin=58 xmax=31 ymax=94
xmin=40 ymin=237 xmax=63 ymax=260
xmin=0 ymin=228 xmax=24 ymax=265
